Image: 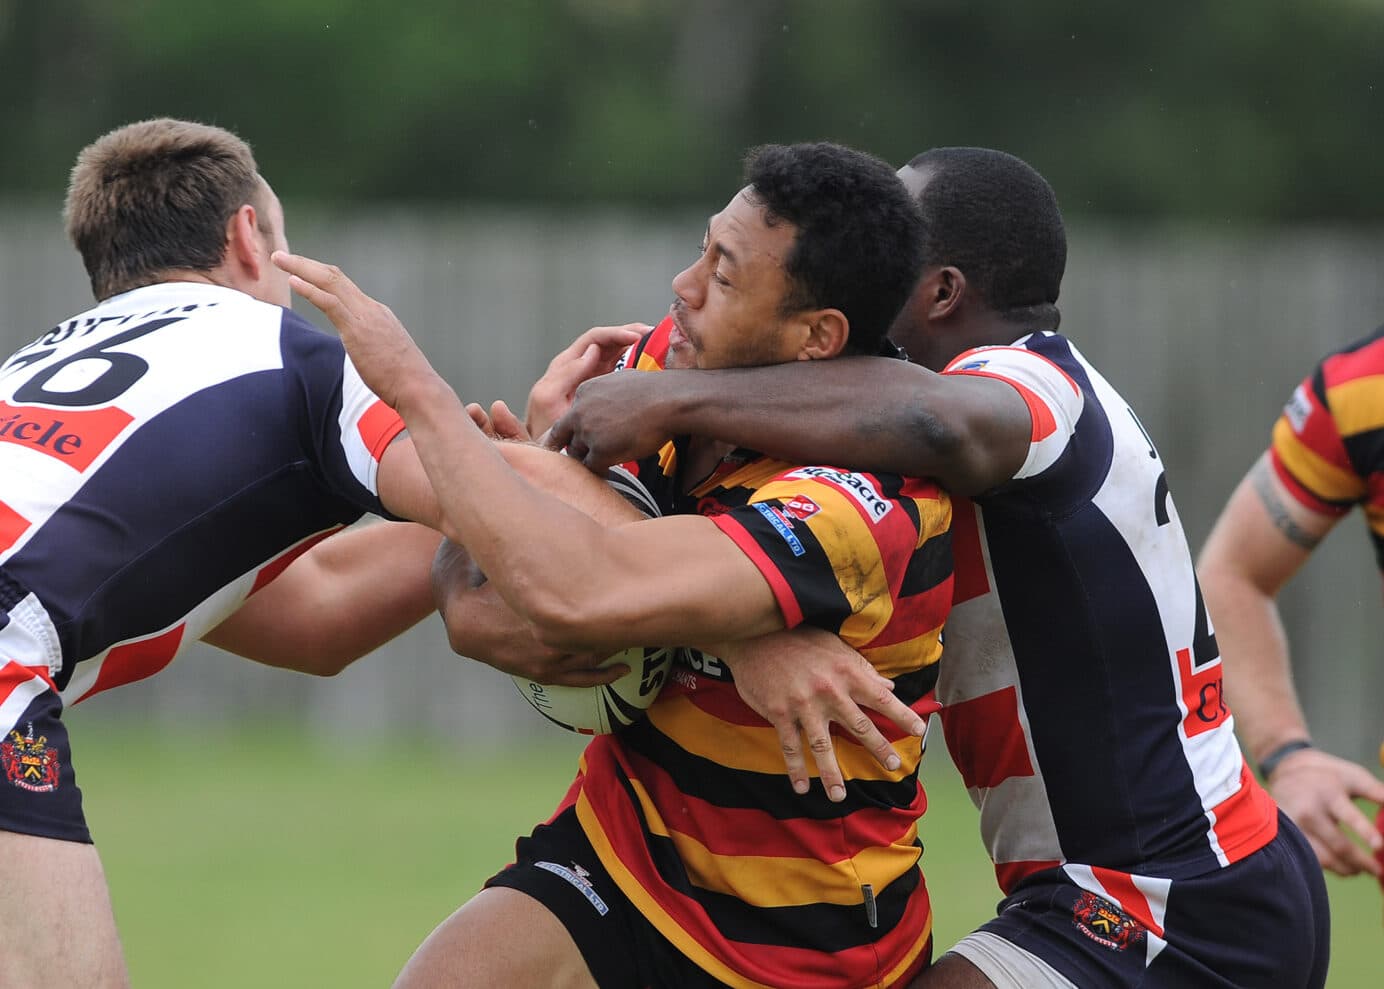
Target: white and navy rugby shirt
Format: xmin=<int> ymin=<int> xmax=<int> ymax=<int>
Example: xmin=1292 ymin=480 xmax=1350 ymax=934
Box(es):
xmin=0 ymin=283 xmax=405 ymax=708
xmin=935 ymin=333 xmax=1278 ymax=949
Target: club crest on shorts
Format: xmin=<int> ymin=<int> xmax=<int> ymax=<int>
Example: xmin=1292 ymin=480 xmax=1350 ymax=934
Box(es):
xmin=1071 ymin=891 xmax=1145 ymax=951
xmin=1 ymin=723 xmax=61 ymax=793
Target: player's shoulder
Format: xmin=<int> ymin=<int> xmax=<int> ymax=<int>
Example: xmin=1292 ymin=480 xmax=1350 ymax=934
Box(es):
xmin=1316 ymin=323 xmax=1384 ymax=388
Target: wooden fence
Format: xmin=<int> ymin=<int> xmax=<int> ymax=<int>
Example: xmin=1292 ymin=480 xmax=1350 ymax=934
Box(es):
xmin=3 ymin=201 xmax=1382 ymax=762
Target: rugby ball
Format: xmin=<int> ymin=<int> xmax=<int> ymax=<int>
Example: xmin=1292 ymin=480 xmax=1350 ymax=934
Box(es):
xmin=511 ymin=645 xmax=674 ymax=734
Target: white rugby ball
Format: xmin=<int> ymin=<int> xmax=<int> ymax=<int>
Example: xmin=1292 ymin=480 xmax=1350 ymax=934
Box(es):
xmin=511 ymin=645 xmax=674 ymax=735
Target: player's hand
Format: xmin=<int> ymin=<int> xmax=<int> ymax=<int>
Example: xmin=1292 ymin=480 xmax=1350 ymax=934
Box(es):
xmin=273 ymin=251 xmax=439 ymax=408
xmin=484 ymin=643 xmax=629 ymax=687
xmin=1267 ymin=747 xmax=1384 ymax=876
xmin=715 ymin=628 xmax=928 ymax=803
xmin=526 ymin=324 xmax=648 ymax=439
xmin=467 ymin=401 xmax=532 ymax=442
xmin=431 ymin=539 xmax=626 ymax=686
xmin=547 ymin=370 xmax=676 ymax=470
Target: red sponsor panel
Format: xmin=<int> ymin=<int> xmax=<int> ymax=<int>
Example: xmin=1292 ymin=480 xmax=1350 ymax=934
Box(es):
xmin=86 ymin=624 xmax=186 ymax=699
xmin=1175 ymin=647 xmax=1227 ymax=739
xmin=0 ymin=500 xmax=30 ymax=556
xmin=939 ymin=687 xmax=1034 ymax=790
xmin=0 ymin=402 xmax=134 ymax=472
xmin=355 ymin=399 xmax=405 ymax=462
xmin=949 ymin=497 xmax=989 ymax=605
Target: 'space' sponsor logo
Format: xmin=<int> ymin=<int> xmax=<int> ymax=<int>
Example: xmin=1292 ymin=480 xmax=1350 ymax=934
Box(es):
xmin=787 ymin=467 xmax=894 ymax=522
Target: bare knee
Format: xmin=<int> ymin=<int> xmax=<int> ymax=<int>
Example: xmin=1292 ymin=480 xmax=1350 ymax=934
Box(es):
xmin=393 ymin=887 xmax=596 ymax=989
xmin=0 ymin=830 xmax=129 ymax=988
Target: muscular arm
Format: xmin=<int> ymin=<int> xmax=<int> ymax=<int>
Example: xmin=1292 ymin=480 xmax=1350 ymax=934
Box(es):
xmin=1199 ymin=453 xmax=1384 ymax=874
xmin=204 ymin=519 xmax=442 ymax=676
xmin=1198 ymin=455 xmax=1325 ymax=761
xmin=550 ymin=358 xmax=1033 ymax=496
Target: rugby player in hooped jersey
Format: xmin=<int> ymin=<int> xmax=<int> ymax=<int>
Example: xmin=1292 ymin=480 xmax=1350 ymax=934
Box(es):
xmin=1198 ymin=332 xmax=1384 ymax=897
xmin=547 ymin=149 xmax=1332 ymax=988
xmin=277 ymin=143 xmax=954 ymax=988
xmin=0 ymin=118 xmax=642 ymax=989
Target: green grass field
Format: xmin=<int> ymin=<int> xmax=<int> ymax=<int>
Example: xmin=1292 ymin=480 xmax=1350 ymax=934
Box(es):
xmin=72 ymin=719 xmax=1378 ymax=988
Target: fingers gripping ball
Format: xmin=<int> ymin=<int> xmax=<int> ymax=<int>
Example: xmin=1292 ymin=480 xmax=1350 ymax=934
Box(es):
xmin=511 ymin=463 xmax=671 ymax=734
xmin=513 ymin=646 xmax=674 ymax=735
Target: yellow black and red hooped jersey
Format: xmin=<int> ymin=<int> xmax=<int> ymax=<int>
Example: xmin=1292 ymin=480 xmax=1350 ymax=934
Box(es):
xmin=0 ymin=283 xmax=404 ymax=719
xmin=1269 ymin=324 xmax=1384 ymax=568
xmin=569 ymin=318 xmax=953 ymax=988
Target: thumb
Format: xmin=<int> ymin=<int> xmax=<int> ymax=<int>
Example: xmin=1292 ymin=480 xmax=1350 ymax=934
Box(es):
xmin=489 ymin=400 xmax=531 ymax=442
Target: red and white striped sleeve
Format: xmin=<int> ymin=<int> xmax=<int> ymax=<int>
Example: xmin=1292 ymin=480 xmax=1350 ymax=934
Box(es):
xmin=944 ymin=345 xmax=1084 ymax=480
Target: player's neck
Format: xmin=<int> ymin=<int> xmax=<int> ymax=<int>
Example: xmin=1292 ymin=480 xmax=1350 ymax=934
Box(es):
xmin=680 ymin=436 xmax=736 ymax=494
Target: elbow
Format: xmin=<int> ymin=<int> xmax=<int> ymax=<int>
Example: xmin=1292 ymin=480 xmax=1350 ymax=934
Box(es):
xmin=297 ymin=650 xmax=356 ymax=678
xmin=901 ymin=405 xmax=971 ymax=483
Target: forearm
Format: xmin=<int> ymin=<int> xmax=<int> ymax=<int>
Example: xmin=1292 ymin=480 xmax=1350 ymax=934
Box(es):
xmin=496 ymin=442 xmax=646 ymax=526
xmin=397 ymin=378 xmax=620 ymax=613
xmin=660 ymin=360 xmax=924 ymax=471
xmin=1204 ymin=572 xmax=1311 ymax=761
xmin=647 ymin=360 xmax=1025 ymax=494
xmin=207 ymin=520 xmax=441 ymax=675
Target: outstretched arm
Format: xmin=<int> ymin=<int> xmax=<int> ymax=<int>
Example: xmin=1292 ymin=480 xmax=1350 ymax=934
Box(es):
xmin=548 ymin=358 xmax=1032 ymax=496
xmin=205 ymin=519 xmax=442 ymax=676
xmin=275 ymin=252 xmax=783 ymax=652
xmin=1199 ymin=453 xmax=1384 ymax=875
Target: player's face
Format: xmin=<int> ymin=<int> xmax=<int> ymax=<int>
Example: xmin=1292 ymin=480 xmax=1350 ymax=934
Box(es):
xmin=253 ymin=179 xmax=292 ymax=309
xmin=666 ymin=188 xmax=806 ymax=371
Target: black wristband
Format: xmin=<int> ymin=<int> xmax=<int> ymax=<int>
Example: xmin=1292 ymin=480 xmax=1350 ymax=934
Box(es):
xmin=1258 ymin=739 xmax=1315 ymax=780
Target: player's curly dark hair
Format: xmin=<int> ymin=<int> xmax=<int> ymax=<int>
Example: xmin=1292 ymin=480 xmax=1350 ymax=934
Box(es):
xmin=743 ymin=142 xmax=924 ymax=356
xmin=906 ymin=147 xmax=1066 ymax=331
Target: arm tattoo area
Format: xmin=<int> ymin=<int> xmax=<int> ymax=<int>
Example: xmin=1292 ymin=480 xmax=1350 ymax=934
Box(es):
xmin=1250 ymin=460 xmax=1325 ymax=551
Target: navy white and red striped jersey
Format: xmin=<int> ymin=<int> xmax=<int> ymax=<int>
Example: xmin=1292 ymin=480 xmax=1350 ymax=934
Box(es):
xmin=936 ymin=333 xmax=1278 ymax=922
xmin=0 ymin=282 xmax=405 ymax=707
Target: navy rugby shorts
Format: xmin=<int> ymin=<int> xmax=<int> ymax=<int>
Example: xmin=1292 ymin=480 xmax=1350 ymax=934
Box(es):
xmin=0 ymin=662 xmax=88 ymax=844
xmin=946 ymin=811 xmax=1328 ymax=988
xmin=486 ymin=804 xmax=726 ymax=989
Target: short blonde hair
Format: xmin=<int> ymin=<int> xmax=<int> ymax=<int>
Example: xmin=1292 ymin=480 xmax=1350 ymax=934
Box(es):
xmin=64 ymin=118 xmax=265 ymax=300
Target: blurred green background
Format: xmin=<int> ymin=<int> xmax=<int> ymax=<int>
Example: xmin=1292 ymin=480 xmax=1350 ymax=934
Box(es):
xmin=5 ymin=2 xmax=1384 ymax=986
xmin=4 ymin=0 xmax=1384 ymax=221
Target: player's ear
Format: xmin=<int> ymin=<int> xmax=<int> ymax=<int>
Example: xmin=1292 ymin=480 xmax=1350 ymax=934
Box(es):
xmin=926 ymin=265 xmax=966 ymax=320
xmin=799 ymin=308 xmax=849 ymax=360
xmin=225 ymin=204 xmax=263 ymax=280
